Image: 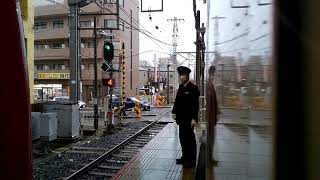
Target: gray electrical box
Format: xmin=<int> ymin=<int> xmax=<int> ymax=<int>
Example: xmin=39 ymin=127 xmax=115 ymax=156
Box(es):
xmin=39 ymin=113 xmax=58 ymax=141
xmin=43 ymin=102 xmax=80 ymax=140
xmin=31 ymin=112 xmax=41 ymax=140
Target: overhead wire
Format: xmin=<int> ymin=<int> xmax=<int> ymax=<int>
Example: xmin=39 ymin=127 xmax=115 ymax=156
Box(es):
xmin=119 ymin=5 xmax=171 ymax=46
xmin=94 ymin=0 xmax=190 ymax=62
xmin=92 ymin=1 xmax=172 ymax=47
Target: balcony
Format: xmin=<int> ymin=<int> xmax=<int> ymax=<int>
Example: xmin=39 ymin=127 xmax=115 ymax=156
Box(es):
xmin=35 ymin=48 xmax=69 ymax=60
xmin=35 ymin=28 xmax=68 ymax=40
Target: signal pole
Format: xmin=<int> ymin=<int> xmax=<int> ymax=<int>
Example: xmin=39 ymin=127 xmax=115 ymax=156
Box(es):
xmin=93 ymin=16 xmax=98 ymax=130
xmin=119 ymin=42 xmax=126 ymax=124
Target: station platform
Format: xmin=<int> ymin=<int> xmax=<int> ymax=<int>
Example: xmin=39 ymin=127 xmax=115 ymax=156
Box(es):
xmin=112 ymin=122 xmax=199 ymax=180
xmin=111 ymin=115 xmax=272 ymax=180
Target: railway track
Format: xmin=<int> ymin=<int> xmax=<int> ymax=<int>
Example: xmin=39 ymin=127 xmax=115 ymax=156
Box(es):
xmin=64 ymin=111 xmax=170 ymax=179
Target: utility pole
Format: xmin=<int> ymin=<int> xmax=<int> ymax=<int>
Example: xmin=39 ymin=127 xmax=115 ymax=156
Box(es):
xmin=69 ymin=1 xmax=79 ymax=102
xmin=69 ymin=0 xmax=93 ymax=103
xmin=93 ymin=16 xmax=98 ymax=130
xmin=211 ymin=16 xmax=226 ymax=66
xmin=167 ymin=17 xmax=184 ymax=99
xmin=200 ymin=23 xmax=206 ymax=97
xmin=196 ymin=10 xmax=201 ymax=87
xmin=167 ymin=17 xmax=185 ymax=57
xmin=167 ymin=64 xmax=170 ymax=103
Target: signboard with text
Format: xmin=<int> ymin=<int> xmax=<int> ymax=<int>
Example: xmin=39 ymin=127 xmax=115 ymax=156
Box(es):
xmin=36 ymin=73 xmax=70 ymax=80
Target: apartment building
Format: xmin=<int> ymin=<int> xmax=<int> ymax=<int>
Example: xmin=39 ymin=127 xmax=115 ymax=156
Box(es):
xmin=34 ymin=0 xmax=139 ymax=103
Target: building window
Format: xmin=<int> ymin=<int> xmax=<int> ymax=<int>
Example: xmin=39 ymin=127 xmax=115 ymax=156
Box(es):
xmin=53 ymin=64 xmax=58 ymax=70
xmin=44 ymin=65 xmax=50 ymax=70
xmin=104 ymin=0 xmax=117 ymax=4
xmin=34 ymin=21 xmax=47 ymax=31
xmin=51 ymin=42 xmax=65 ymax=49
xmin=80 ymin=20 xmax=92 ymax=27
xmin=53 ymin=20 xmax=64 ymax=28
xmin=35 ymin=43 xmax=48 ymax=50
xmin=87 ymin=41 xmax=95 ymax=48
xmin=37 ymin=64 xmax=44 ymax=70
xmin=52 ymin=64 xmax=65 ymax=70
xmin=104 ymin=19 xmax=118 ymax=29
xmin=103 ymin=0 xmax=123 ymax=6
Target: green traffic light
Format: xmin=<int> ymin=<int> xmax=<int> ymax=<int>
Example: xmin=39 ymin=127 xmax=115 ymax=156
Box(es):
xmin=104 ymin=45 xmax=111 ymax=50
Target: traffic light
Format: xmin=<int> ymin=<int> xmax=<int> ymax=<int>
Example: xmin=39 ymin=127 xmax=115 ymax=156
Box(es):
xmin=107 ymin=79 xmax=113 ymax=87
xmin=102 ymin=78 xmax=113 ymax=87
xmin=103 ymin=41 xmax=114 ymax=62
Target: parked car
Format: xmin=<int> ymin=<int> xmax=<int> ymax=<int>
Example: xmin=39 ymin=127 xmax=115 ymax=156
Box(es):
xmin=51 ymin=96 xmax=86 ymax=109
xmin=128 ymin=97 xmax=151 ymax=111
xmin=111 ymin=96 xmax=151 ymax=111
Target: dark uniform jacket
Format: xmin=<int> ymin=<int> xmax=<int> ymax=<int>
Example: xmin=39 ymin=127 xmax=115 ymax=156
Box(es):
xmin=172 ymin=82 xmax=200 ymax=127
xmin=206 ymin=82 xmax=219 ymax=126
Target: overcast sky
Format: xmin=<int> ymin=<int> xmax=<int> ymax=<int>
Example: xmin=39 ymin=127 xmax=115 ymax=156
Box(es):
xmin=138 ymin=0 xmax=207 ymax=66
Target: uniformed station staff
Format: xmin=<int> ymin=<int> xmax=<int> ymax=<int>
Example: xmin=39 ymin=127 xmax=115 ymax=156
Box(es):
xmin=172 ymin=66 xmax=200 ymax=168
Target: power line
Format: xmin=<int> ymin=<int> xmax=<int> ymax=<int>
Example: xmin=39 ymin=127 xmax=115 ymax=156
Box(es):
xmin=120 ymin=18 xmax=172 ymax=46
xmin=249 ymin=46 xmax=271 ymax=52
xmin=119 ymin=5 xmax=171 ymax=48
xmin=250 ymin=33 xmax=270 ymax=42
xmin=93 ymin=1 xmax=171 ymax=47
xmin=94 ymin=1 xmax=188 ymax=62
xmin=217 ymin=32 xmax=249 ymax=45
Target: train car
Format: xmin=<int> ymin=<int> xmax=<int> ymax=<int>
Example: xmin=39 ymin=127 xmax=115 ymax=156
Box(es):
xmin=0 ymin=0 xmax=31 ymax=179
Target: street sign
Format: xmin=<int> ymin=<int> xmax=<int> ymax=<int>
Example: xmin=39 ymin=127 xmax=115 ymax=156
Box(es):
xmin=101 ymin=62 xmax=110 ymax=71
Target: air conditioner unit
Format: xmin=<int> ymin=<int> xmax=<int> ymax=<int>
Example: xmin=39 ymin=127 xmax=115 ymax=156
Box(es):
xmin=44 ymin=45 xmax=49 ymax=49
xmin=61 ymin=44 xmax=65 ymax=48
xmin=81 ymin=43 xmax=85 ymax=48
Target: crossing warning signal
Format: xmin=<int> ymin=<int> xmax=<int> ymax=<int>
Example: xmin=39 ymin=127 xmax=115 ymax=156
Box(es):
xmin=102 ymin=78 xmax=113 ymax=87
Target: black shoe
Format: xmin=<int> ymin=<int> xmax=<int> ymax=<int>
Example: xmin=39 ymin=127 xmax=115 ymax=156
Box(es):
xmin=183 ymin=162 xmax=196 ymax=168
xmin=176 ymin=158 xmax=184 ymax=164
